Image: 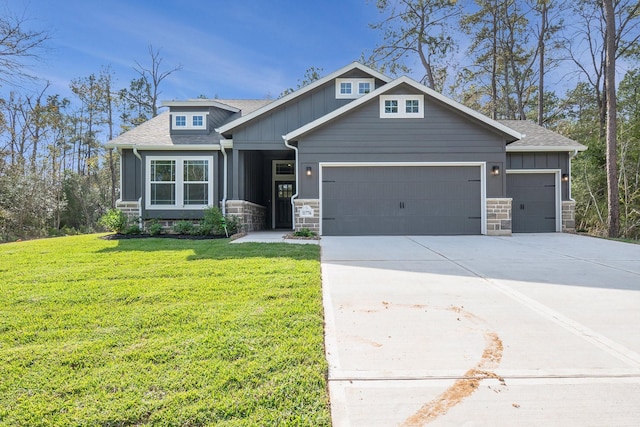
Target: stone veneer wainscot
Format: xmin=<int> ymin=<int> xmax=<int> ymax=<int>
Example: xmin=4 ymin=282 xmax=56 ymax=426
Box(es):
xmin=225 ymin=200 xmax=266 ymax=232
xmin=486 ymin=198 xmax=512 ymax=236
xmin=294 ymin=199 xmax=320 ymax=233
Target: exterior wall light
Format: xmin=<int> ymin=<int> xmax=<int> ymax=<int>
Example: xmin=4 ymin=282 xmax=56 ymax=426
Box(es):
xmin=492 ymin=165 xmax=500 ymax=176
xmin=562 ymin=173 xmax=569 ymax=182
xmin=306 ymin=166 xmax=312 ymax=176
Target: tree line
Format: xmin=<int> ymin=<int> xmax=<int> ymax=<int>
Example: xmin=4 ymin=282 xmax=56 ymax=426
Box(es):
xmin=0 ymin=16 xmax=181 ymax=242
xmin=1 ymin=1 xmax=639 ymax=241
xmin=365 ymin=0 xmax=640 ymax=238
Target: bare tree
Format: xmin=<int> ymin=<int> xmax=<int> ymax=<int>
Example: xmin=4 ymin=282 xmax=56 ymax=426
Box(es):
xmin=365 ymin=0 xmax=461 ymax=91
xmin=0 ymin=7 xmax=49 ymax=85
xmin=133 ymin=45 xmax=182 ymax=118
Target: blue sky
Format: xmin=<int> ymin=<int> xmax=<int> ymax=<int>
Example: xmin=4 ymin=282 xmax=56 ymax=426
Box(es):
xmin=8 ymin=0 xmax=386 ymax=100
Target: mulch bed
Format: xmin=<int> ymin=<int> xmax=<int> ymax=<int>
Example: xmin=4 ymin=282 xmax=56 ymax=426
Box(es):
xmin=100 ymin=233 xmax=228 ymax=240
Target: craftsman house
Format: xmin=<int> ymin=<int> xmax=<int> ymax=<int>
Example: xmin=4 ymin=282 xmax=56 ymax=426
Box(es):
xmin=106 ymin=62 xmax=586 ymax=236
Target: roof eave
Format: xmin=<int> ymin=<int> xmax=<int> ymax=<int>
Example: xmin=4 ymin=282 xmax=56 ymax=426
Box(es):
xmin=507 ymin=145 xmax=588 ymax=152
xmin=217 ymin=62 xmax=392 ymax=135
xmin=105 ymin=143 xmax=221 ymax=151
xmin=161 ymin=100 xmax=240 ymax=113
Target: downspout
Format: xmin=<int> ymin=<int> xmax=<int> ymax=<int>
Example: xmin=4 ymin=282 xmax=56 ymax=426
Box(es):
xmin=133 ymin=147 xmax=143 ymax=228
xmin=282 ymin=135 xmax=298 ymax=231
xmin=568 ymin=149 xmax=578 ymax=201
xmin=220 ymin=141 xmax=228 ymax=216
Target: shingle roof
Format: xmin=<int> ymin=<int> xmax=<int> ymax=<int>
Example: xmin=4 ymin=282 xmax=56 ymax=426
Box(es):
xmin=499 ymin=120 xmax=587 ymax=151
xmin=106 ymin=99 xmax=272 ymax=148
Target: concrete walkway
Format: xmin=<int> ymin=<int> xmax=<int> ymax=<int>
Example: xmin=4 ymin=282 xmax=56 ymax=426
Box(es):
xmin=230 ymin=230 xmax=319 ymax=244
xmin=321 ymin=234 xmax=640 ymax=426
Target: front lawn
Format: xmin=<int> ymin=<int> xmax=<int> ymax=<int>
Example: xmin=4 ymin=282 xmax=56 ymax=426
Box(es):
xmin=0 ymin=235 xmax=330 ymax=426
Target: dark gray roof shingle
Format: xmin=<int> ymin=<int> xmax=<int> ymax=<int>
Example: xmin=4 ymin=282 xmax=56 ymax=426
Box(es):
xmin=106 ymin=99 xmax=273 ymax=148
xmin=500 ymin=120 xmax=587 ymax=151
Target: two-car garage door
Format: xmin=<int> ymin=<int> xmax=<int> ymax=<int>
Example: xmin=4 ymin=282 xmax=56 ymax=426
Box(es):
xmin=321 ymin=165 xmax=482 ymax=236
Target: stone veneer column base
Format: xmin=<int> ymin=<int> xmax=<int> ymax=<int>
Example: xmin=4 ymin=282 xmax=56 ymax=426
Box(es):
xmin=293 ymin=199 xmax=320 ymax=234
xmin=562 ymin=200 xmax=576 ymax=233
xmin=116 ymin=200 xmax=141 ymax=224
xmin=486 ymin=198 xmax=512 ymax=236
xmin=225 ymin=200 xmax=266 ymax=232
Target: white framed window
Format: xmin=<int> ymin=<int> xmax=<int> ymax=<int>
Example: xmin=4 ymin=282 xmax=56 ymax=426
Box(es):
xmin=380 ymin=95 xmax=424 ymax=118
xmin=175 ymin=116 xmax=186 ymax=127
xmin=336 ymin=78 xmax=375 ymax=99
xmin=192 ymin=115 xmax=203 ymax=127
xmin=359 ymin=82 xmax=371 ymax=95
xmin=146 ymin=156 xmax=213 ymax=209
xmin=384 ymin=100 xmax=398 ymax=114
xmin=172 ymin=112 xmax=208 ymax=130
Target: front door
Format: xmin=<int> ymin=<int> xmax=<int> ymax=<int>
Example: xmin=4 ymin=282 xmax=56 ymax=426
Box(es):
xmin=275 ymin=181 xmax=295 ymax=229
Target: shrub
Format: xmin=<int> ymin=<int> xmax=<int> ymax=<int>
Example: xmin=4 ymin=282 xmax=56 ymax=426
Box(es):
xmin=98 ymin=209 xmax=128 ymax=234
xmin=173 ymin=220 xmax=194 ymax=235
xmin=146 ymin=220 xmax=164 ymax=236
xmin=124 ymin=225 xmax=142 ymax=235
xmin=201 ymin=207 xmax=243 ymax=236
xmin=293 ymin=228 xmax=317 ymax=238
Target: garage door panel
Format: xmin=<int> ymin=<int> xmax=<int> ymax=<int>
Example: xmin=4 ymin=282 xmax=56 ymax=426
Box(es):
xmin=507 ymin=173 xmax=557 ymax=233
xmin=322 ymin=166 xmax=482 ymax=236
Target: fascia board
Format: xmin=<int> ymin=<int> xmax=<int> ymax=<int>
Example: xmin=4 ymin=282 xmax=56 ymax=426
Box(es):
xmin=285 ymin=76 xmax=523 ymax=142
xmin=216 ymin=62 xmax=392 ymax=134
xmin=105 ymin=144 xmax=221 ymax=151
xmin=507 ymin=145 xmax=588 ymax=152
xmin=162 ymin=100 xmax=240 ymax=112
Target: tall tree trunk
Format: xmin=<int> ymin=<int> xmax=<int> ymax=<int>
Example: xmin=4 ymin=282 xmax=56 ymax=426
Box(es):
xmin=603 ymin=0 xmax=619 ymax=237
xmin=537 ymin=1 xmax=547 ymax=125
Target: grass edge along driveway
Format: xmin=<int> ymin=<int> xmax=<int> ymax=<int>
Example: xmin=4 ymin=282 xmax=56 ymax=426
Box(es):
xmin=0 ymin=234 xmax=330 ymax=426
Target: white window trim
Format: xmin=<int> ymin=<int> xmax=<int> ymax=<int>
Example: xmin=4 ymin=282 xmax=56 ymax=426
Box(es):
xmin=171 ymin=112 xmax=209 ymax=130
xmin=380 ymin=95 xmax=425 ymax=118
xmin=335 ymin=78 xmax=375 ymax=99
xmin=146 ymin=156 xmax=214 ymax=210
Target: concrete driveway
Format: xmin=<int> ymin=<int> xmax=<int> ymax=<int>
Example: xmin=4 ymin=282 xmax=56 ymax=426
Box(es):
xmin=321 ymin=234 xmax=640 ymax=426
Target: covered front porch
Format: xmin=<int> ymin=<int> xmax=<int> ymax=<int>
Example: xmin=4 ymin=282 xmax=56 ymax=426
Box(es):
xmin=225 ymin=149 xmax=296 ymax=232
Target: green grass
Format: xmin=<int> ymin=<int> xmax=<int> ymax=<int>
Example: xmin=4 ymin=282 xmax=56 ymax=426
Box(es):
xmin=0 ymin=235 xmax=330 ymax=426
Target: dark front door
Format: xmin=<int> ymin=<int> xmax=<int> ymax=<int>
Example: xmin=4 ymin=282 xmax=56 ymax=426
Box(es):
xmin=275 ymin=181 xmax=294 ymax=229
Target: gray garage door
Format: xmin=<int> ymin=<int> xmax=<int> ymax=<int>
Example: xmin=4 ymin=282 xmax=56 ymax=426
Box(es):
xmin=322 ymin=166 xmax=482 ymax=236
xmin=507 ymin=173 xmax=557 ymax=233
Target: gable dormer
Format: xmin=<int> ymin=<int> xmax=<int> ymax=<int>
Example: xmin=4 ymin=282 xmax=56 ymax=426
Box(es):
xmin=162 ymin=100 xmax=241 ymax=135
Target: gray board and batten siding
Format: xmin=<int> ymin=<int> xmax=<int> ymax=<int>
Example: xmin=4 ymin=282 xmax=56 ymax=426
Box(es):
xmin=228 ymin=70 xmax=387 ymax=150
xmin=507 ymin=151 xmax=570 ymax=200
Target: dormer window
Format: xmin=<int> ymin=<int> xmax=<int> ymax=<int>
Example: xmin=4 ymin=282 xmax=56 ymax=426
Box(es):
xmin=336 ymin=78 xmax=375 ymax=99
xmin=380 ymin=95 xmax=424 ymax=118
xmin=172 ymin=112 xmax=208 ymax=130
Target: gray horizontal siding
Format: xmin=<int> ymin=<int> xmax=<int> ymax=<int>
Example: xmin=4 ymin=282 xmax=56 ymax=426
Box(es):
xmin=298 ymin=96 xmax=508 ymax=199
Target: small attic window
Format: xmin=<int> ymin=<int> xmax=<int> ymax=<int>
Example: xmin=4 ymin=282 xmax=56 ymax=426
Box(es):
xmin=380 ymin=95 xmax=424 ymax=119
xmin=172 ymin=112 xmax=208 ymax=130
xmin=336 ymin=78 xmax=375 ymax=99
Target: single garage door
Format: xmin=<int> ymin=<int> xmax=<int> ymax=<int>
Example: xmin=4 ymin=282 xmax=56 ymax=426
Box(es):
xmin=322 ymin=166 xmax=482 ymax=235
xmin=507 ymin=173 xmax=557 ymax=233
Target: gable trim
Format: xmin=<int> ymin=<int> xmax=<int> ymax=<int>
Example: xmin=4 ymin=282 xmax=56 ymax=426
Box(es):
xmin=284 ymin=76 xmax=523 ymax=143
xmin=216 ymin=62 xmax=392 ymax=135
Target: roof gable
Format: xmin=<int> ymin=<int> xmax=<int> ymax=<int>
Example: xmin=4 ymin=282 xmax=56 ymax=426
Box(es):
xmin=284 ymin=76 xmax=522 ymax=143
xmin=216 ymin=62 xmax=392 ymax=135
